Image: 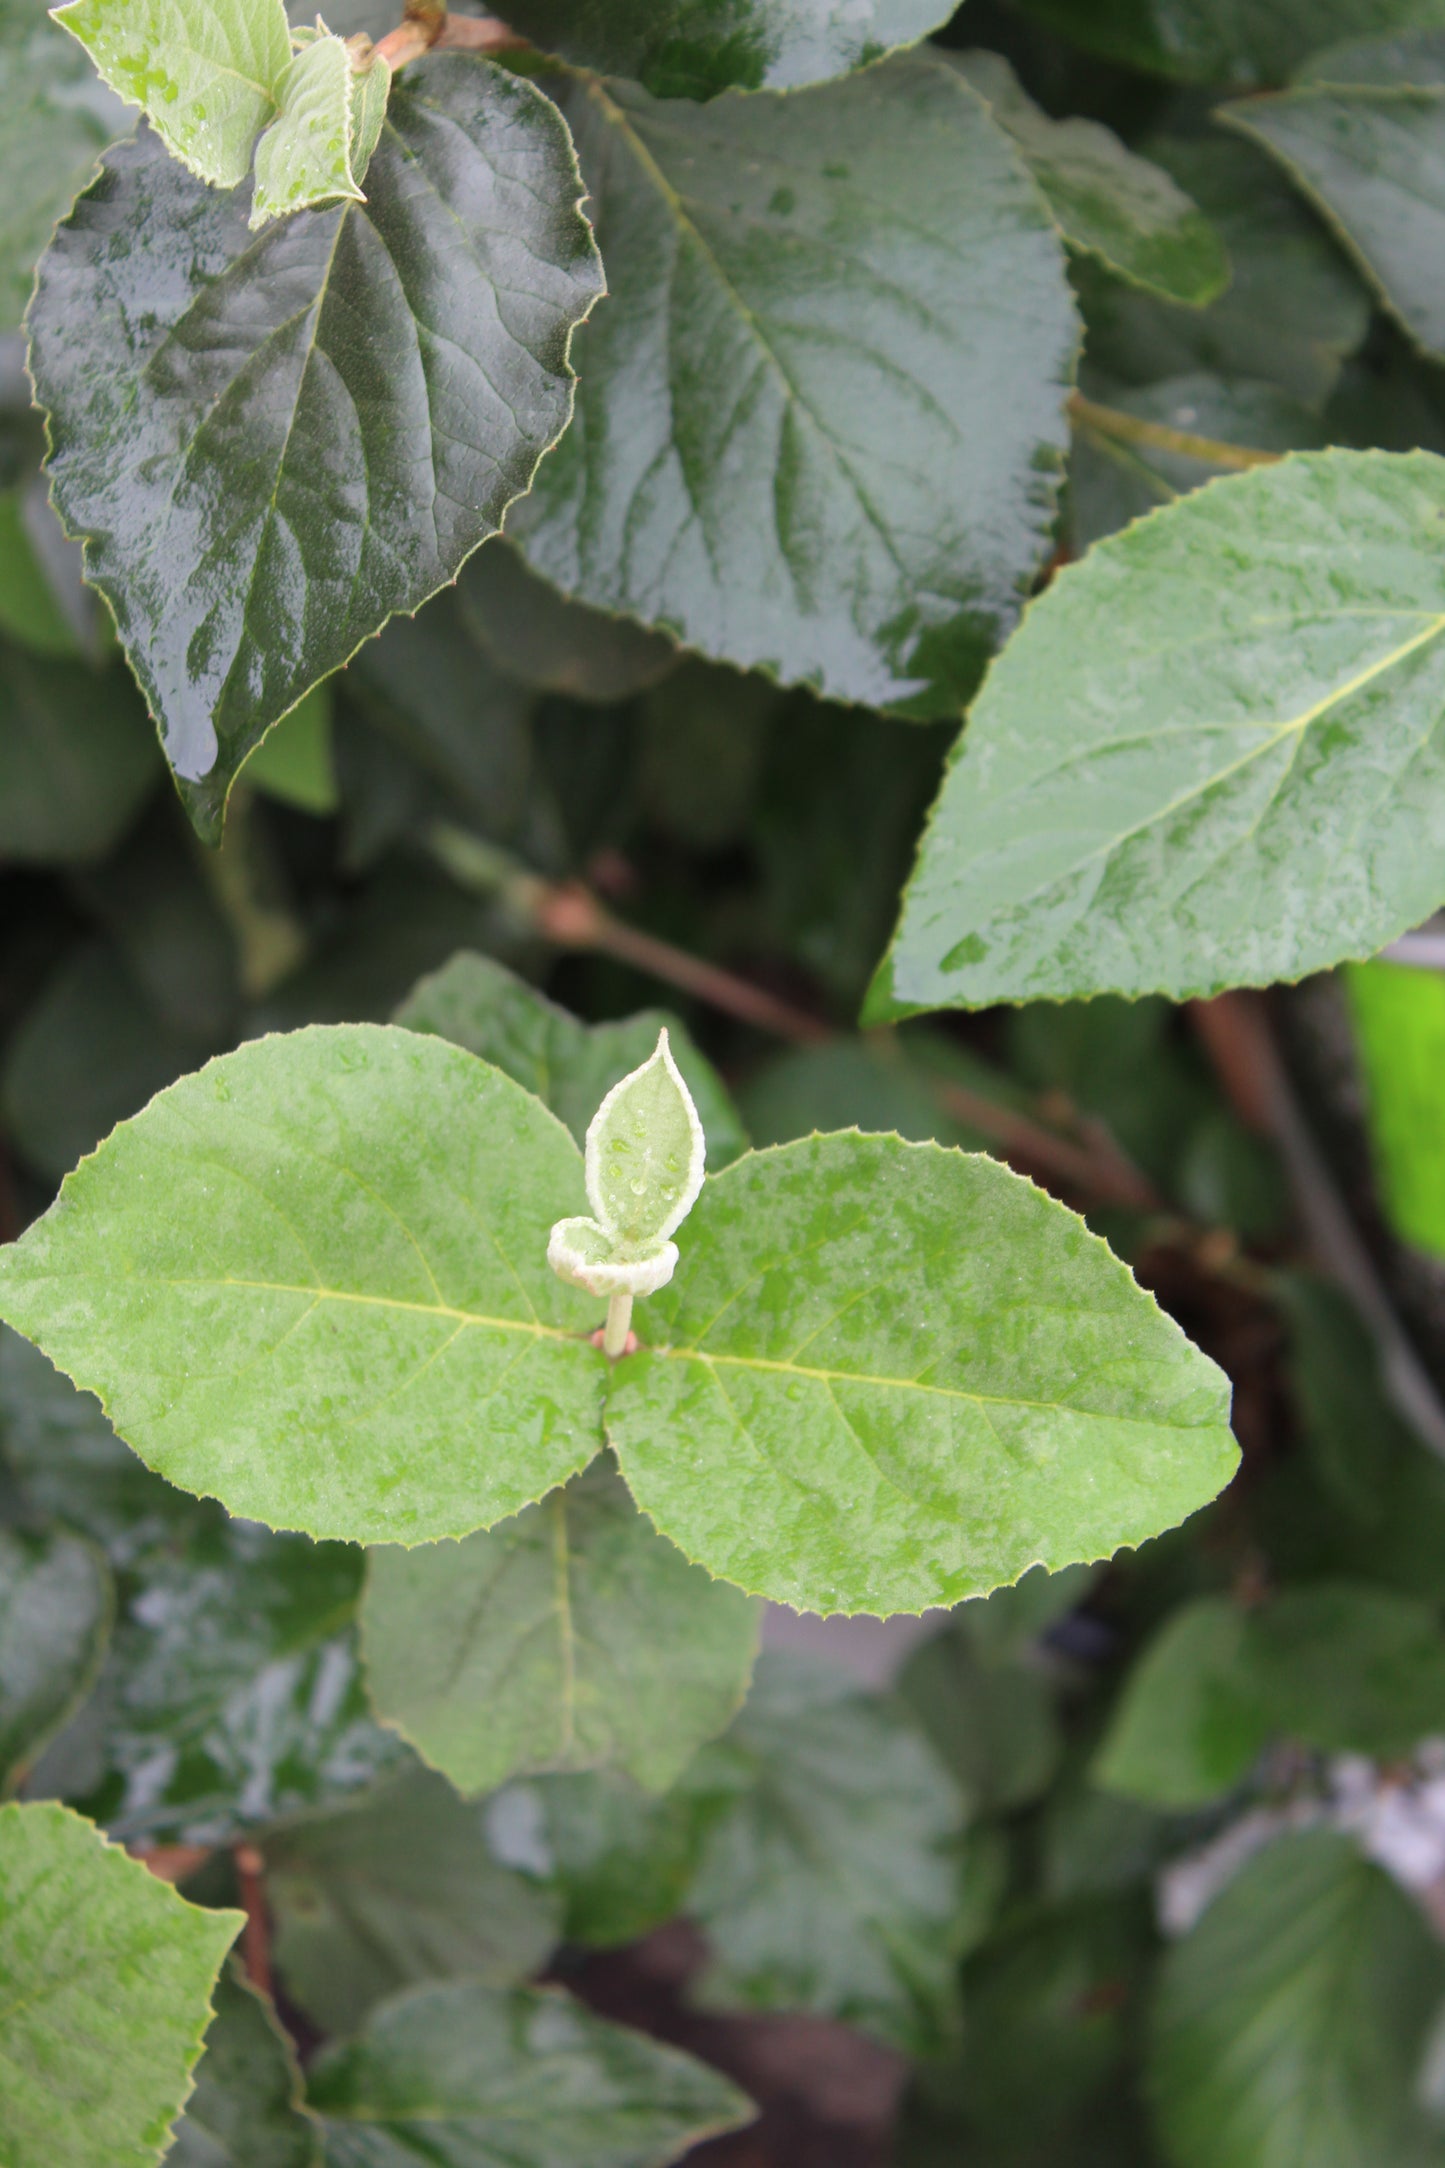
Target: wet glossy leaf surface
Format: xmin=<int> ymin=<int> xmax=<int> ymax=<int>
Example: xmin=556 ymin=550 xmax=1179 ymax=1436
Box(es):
xmin=499 ymin=0 xmax=954 ymax=96
xmin=950 ymin=51 xmax=1228 ymax=305
xmin=509 ymin=52 xmax=1077 ymax=717
xmin=1148 ymin=1832 xmax=1445 ymax=2168
xmin=396 ymin=950 xmax=748 ymax=1168
xmin=0 ymin=1524 xmax=111 ymax=1792
xmin=264 ymin=1768 xmax=561 ymax=2035
xmin=607 ymin=1134 xmax=1236 ymax=1615
xmin=0 ymin=1024 xmax=608 ymax=1546
xmin=0 ymin=1798 xmax=241 ymax=2168
xmin=873 ymin=451 xmax=1445 ymax=1015
xmin=363 ymin=1455 xmax=760 ymax=1795
xmin=27 ymin=56 xmax=603 ymax=838
xmin=168 ymin=1962 xmax=321 ymax=2168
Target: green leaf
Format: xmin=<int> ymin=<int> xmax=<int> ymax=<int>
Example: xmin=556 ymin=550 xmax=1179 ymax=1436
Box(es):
xmin=738 ymin=1030 xmax=1024 ymax=1154
xmin=1222 ymin=71 xmax=1445 ymax=363
xmin=250 ymin=32 xmax=364 ymax=230
xmin=73 ymin=1517 xmax=404 ymax=1846
xmin=52 ymin=0 xmax=293 ymax=188
xmin=362 ymin=1455 xmax=760 ymax=1795
xmin=547 ymin=1029 xmax=706 ymax=1297
xmin=0 ymin=643 xmax=158 ymax=864
xmin=0 ymin=1798 xmax=241 ymax=2168
xmin=457 ymin=540 xmax=677 ymax=704
xmin=308 ymin=1977 xmax=754 ymax=2167
xmin=1346 ymin=959 xmax=1445 ymax=1259
xmin=898 ymin=1619 xmax=1063 ymax=1814
xmin=870 ymin=449 xmax=1445 ymax=1016
xmin=1011 ymin=0 xmax=1445 ymax=88
xmin=0 ymin=1524 xmax=112 ymax=1792
xmin=264 ymin=1768 xmax=561 ymax=2036
xmin=680 ymin=1653 xmax=965 ymax=2051
xmin=0 ymin=489 xmax=84 ymax=655
xmin=0 ymin=1024 xmax=608 ymax=1545
xmin=239 ymin=683 xmax=338 ymax=814
xmin=508 ymin=51 xmax=1077 ymax=718
xmin=0 ymin=0 xmax=126 ymax=333
xmin=168 ymin=1962 xmax=321 ymax=2168
xmin=1096 ymin=1583 xmax=1445 ymax=1807
xmin=346 ymin=48 xmax=390 ymax=183
xmin=495 ymin=0 xmax=956 ymax=97
xmin=948 ymin=51 xmax=1228 ymax=305
xmin=490 ymin=1770 xmax=709 ymax=1949
xmin=395 ymin=950 xmax=748 ymax=1170
xmin=607 ymin=1133 xmax=1237 ymax=1615
xmin=27 ymin=56 xmax=604 ymax=840
xmin=1148 ymin=1831 xmax=1445 ymax=2168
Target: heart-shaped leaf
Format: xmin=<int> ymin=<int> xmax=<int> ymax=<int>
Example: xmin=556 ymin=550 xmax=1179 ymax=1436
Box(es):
xmin=870 ymin=449 xmax=1445 ymax=1016
xmin=27 ymin=54 xmax=604 ymax=839
xmin=508 ymin=51 xmax=1077 ymax=718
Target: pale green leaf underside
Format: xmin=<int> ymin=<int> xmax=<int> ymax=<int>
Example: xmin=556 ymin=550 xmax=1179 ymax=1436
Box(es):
xmin=871 ymin=450 xmax=1445 ymax=1017
xmin=363 ymin=1456 xmax=761 ymax=1794
xmin=949 ymin=49 xmax=1229 ymax=305
xmin=52 ymin=0 xmax=292 ymax=187
xmin=0 ymin=1024 xmax=608 ymax=1545
xmin=586 ymin=1029 xmax=706 ymax=1252
xmin=0 ymin=1800 xmax=242 ymax=2168
xmin=308 ymin=1978 xmax=754 ymax=2167
xmin=250 ymin=31 xmax=360 ymax=230
xmin=609 ymin=1133 xmax=1236 ymax=1615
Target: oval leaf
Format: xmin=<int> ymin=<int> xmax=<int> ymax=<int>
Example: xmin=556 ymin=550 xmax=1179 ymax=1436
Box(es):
xmin=508 ymin=51 xmax=1077 ymax=718
xmin=605 ymin=1133 xmax=1237 ymax=1615
xmin=363 ymin=1456 xmax=761 ymax=1795
xmin=27 ymin=55 xmax=604 ymax=839
xmin=871 ymin=449 xmax=1445 ymax=1016
xmin=0 ymin=1024 xmax=608 ymax=1545
xmin=586 ymin=1028 xmax=706 ymax=1251
xmin=0 ymin=1523 xmax=112 ymax=1791
xmin=250 ymin=30 xmax=363 ymax=231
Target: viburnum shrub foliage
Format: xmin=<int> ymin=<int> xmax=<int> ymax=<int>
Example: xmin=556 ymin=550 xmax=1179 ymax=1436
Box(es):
xmin=13 ymin=0 xmax=1445 ymax=2160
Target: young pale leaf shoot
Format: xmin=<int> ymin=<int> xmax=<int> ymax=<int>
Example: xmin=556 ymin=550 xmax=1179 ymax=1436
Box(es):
xmin=249 ymin=30 xmax=361 ymax=231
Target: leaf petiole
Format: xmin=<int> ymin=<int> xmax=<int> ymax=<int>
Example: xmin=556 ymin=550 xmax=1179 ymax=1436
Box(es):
xmin=603 ymin=1291 xmax=634 ymax=1360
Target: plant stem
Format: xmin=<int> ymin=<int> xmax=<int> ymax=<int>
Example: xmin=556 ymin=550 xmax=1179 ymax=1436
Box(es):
xmin=375 ymin=8 xmax=524 ymax=66
xmin=1068 ymin=393 xmax=1283 ymax=474
xmin=232 ymin=1843 xmax=273 ymax=1998
xmin=603 ymin=1291 xmax=633 ymax=1358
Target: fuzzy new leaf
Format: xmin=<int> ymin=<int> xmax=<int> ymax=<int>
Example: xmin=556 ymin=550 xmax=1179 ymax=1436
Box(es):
xmin=250 ymin=31 xmax=361 ymax=230
xmin=587 ymin=1029 xmax=706 ymax=1251
xmin=51 ymin=0 xmax=292 ymax=188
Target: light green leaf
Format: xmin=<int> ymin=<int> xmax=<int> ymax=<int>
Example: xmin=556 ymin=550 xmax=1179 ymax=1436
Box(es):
xmin=681 ymin=1653 xmax=965 ymax=2052
xmin=347 ymin=46 xmax=389 ymax=180
xmin=494 ymin=0 xmax=956 ymax=97
xmin=947 ymin=50 xmax=1228 ymax=305
xmin=52 ymin=0 xmax=292 ymax=188
xmin=27 ymin=56 xmax=604 ymax=840
xmin=362 ymin=1455 xmax=760 ymax=1795
xmin=238 ymin=684 xmax=338 ymax=814
xmin=1148 ymin=1831 xmax=1445 ymax=2168
xmin=1011 ymin=0 xmax=1445 ymax=89
xmin=0 ymin=643 xmax=158 ymax=865
xmin=508 ymin=51 xmax=1077 ymax=718
xmin=870 ymin=449 xmax=1445 ymax=1016
xmin=250 ymin=31 xmax=362 ymax=230
xmin=1092 ymin=1597 xmax=1263 ymax=1809
xmin=607 ymin=1133 xmax=1237 ymax=1616
xmin=395 ymin=950 xmax=748 ymax=1170
xmin=264 ymin=1768 xmax=561 ymax=2036
xmin=1223 ymin=69 xmax=1445 ymax=363
xmin=0 ymin=1798 xmax=242 ymax=2168
xmin=585 ymin=1029 xmax=706 ymax=1252
xmin=308 ymin=1977 xmax=755 ymax=2168
xmin=0 ymin=0 xmax=127 ymax=333
xmin=0 ymin=1023 xmax=608 ymax=1546
xmin=0 ymin=1524 xmax=112 ymax=1792
xmin=168 ymin=1962 xmax=321 ymax=2168
xmin=1347 ymin=958 xmax=1445 ymax=1259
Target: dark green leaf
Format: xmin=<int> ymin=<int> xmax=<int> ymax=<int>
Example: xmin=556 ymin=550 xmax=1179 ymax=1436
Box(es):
xmin=264 ymin=1768 xmax=562 ymax=2036
xmin=499 ymin=0 xmax=956 ymax=97
xmin=898 ymin=1621 xmax=1063 ymax=1813
xmin=168 ymin=1962 xmax=321 ymax=2168
xmin=680 ymin=1652 xmax=967 ymax=2052
xmin=395 ymin=949 xmax=748 ymax=1168
xmin=458 ymin=539 xmax=677 ymax=703
xmin=489 ymin=1769 xmax=710 ymax=1949
xmin=27 ymin=57 xmax=603 ymax=839
xmin=738 ymin=1031 xmax=1023 ymax=1154
xmin=308 ymin=1977 xmax=754 ymax=2167
xmin=871 ymin=450 xmax=1445 ymax=1016
xmin=509 ymin=52 xmax=1077 ymax=718
xmin=1148 ymin=1831 xmax=1445 ymax=2168
xmin=0 ymin=0 xmax=125 ymax=333
xmin=363 ymin=1455 xmax=760 ymax=1794
xmin=0 ymin=1524 xmax=111 ymax=1792
xmin=0 ymin=643 xmax=157 ymax=864
xmin=240 ymin=685 xmax=338 ymax=816
xmin=0 ymin=1798 xmax=241 ymax=2168
xmin=0 ymin=487 xmax=84 ymax=656
xmin=1012 ymin=0 xmax=1445 ymax=88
